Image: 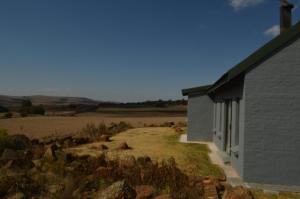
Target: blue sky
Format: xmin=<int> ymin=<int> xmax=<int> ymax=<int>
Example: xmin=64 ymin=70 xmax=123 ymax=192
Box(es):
xmin=0 ymin=0 xmax=299 ymax=102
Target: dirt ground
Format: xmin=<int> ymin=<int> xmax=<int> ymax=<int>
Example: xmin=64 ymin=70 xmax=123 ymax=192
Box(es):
xmin=0 ymin=112 xmax=185 ymax=138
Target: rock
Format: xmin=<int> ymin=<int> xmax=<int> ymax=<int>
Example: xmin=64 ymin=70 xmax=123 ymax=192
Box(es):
xmin=161 ymin=122 xmax=175 ymax=127
xmin=119 ymin=155 xmax=136 ymax=168
xmin=135 ymin=185 xmax=154 ymax=199
xmin=203 ymin=176 xmax=222 ymax=191
xmin=99 ymin=144 xmax=109 ymax=150
xmin=98 ymin=135 xmax=111 ymax=142
xmin=63 ymin=139 xmax=74 ymax=148
xmin=31 ymin=144 xmax=46 ymax=160
xmin=96 ymin=180 xmax=136 ymax=199
xmin=222 ymin=186 xmax=253 ymax=199
xmin=174 ymin=126 xmax=184 ymax=133
xmin=31 ymin=139 xmax=40 ymax=145
xmin=55 ymin=150 xmax=75 ymax=163
xmin=72 ymin=136 xmax=90 ymax=145
xmin=0 ymin=149 xmax=24 ymax=161
xmin=72 ymin=188 xmax=81 ymax=198
xmin=136 ymin=156 xmax=152 ymax=166
xmin=4 ymin=159 xmax=35 ymax=172
xmin=43 ymin=146 xmax=57 ymax=161
xmin=116 ymin=142 xmax=131 ymax=150
xmin=48 ymin=184 xmax=65 ymax=194
xmin=96 ymin=166 xmax=113 ymax=178
xmin=6 ymin=192 xmax=26 ymax=199
xmin=0 ymin=175 xmax=14 ymax=197
xmin=154 ymin=194 xmax=172 ymax=199
xmin=9 ymin=134 xmax=31 ymax=150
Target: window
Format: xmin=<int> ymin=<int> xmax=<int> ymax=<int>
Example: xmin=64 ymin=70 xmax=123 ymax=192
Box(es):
xmin=234 ymin=100 xmax=240 ymax=146
xmin=213 ymin=103 xmax=217 ymax=133
xmin=217 ymin=102 xmax=222 ymax=133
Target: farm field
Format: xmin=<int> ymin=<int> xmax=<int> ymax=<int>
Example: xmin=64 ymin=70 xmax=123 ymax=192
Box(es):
xmin=0 ymin=112 xmax=185 ymax=138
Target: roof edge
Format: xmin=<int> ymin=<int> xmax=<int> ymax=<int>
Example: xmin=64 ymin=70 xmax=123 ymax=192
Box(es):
xmin=182 ymin=85 xmax=212 ymax=96
xmin=208 ymin=20 xmax=300 ymax=93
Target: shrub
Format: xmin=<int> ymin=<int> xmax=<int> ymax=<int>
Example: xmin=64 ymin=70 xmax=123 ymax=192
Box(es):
xmin=20 ymin=112 xmax=28 ymax=117
xmin=0 ymin=106 xmax=8 ymax=113
xmin=22 ymin=99 xmax=32 ymax=107
xmin=19 ymin=105 xmax=45 ymax=116
xmin=31 ymin=105 xmax=45 ymax=115
xmin=108 ymin=122 xmax=132 ymax=135
xmin=0 ymin=129 xmax=11 ymax=155
xmin=81 ymin=123 xmax=102 ymax=138
xmin=3 ymin=112 xmax=12 ymax=118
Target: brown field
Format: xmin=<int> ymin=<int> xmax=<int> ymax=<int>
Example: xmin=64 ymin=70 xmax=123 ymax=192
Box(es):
xmin=0 ymin=112 xmax=185 ymax=138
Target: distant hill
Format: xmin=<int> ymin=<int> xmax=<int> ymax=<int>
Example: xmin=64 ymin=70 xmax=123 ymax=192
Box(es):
xmin=0 ymin=95 xmax=100 ymax=108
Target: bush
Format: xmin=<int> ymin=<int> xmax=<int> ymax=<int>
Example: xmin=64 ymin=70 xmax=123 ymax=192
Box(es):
xmin=31 ymin=106 xmax=45 ymax=115
xmin=0 ymin=106 xmax=8 ymax=113
xmin=81 ymin=122 xmax=108 ymax=138
xmin=108 ymin=122 xmax=132 ymax=135
xmin=22 ymin=100 xmax=32 ymax=107
xmin=20 ymin=112 xmax=28 ymax=117
xmin=0 ymin=129 xmax=11 ymax=155
xmin=3 ymin=112 xmax=12 ymax=118
xmin=20 ymin=105 xmax=45 ymax=116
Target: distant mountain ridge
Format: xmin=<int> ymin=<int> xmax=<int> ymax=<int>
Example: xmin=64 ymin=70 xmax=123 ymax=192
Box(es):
xmin=0 ymin=95 xmax=100 ymax=108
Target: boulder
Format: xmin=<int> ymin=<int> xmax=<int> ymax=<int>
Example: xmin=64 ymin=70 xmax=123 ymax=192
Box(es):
xmin=0 ymin=175 xmax=15 ymax=197
xmin=161 ymin=122 xmax=175 ymax=127
xmin=63 ymin=139 xmax=74 ymax=148
xmin=43 ymin=145 xmax=58 ymax=161
xmin=99 ymin=144 xmax=109 ymax=150
xmin=203 ymin=176 xmax=222 ymax=191
xmin=98 ymin=135 xmax=111 ymax=142
xmin=96 ymin=166 xmax=113 ymax=178
xmin=116 ymin=142 xmax=131 ymax=150
xmin=119 ymin=155 xmax=136 ymax=168
xmin=95 ymin=180 xmax=136 ymax=199
xmin=0 ymin=149 xmax=24 ymax=161
xmin=222 ymin=186 xmax=253 ymax=199
xmin=31 ymin=144 xmax=46 ymax=160
xmin=48 ymin=184 xmax=65 ymax=194
xmin=72 ymin=136 xmax=90 ymax=145
xmin=136 ymin=156 xmax=152 ymax=166
xmin=154 ymin=194 xmax=172 ymax=199
xmin=9 ymin=134 xmax=31 ymax=150
xmin=55 ymin=150 xmax=75 ymax=163
xmin=5 ymin=192 xmax=25 ymax=199
xmin=174 ymin=126 xmax=184 ymax=133
xmin=31 ymin=139 xmax=40 ymax=145
xmin=135 ymin=185 xmax=154 ymax=199
xmin=4 ymin=159 xmax=35 ymax=172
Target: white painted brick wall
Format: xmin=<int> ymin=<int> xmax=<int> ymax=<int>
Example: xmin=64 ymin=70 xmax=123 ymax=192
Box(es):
xmin=243 ymin=37 xmax=300 ymax=186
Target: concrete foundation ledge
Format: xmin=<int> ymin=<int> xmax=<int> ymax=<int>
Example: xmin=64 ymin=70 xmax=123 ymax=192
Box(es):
xmin=245 ymin=182 xmax=300 ymax=193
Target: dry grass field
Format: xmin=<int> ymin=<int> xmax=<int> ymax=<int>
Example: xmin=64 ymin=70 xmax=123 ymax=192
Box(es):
xmin=0 ymin=112 xmax=185 ymax=138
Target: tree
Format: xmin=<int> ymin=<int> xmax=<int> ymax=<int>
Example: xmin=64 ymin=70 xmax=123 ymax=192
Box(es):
xmin=22 ymin=100 xmax=32 ymax=107
xmin=0 ymin=106 xmax=9 ymax=113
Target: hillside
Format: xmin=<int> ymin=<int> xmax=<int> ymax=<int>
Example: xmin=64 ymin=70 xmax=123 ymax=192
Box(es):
xmin=0 ymin=95 xmax=100 ymax=108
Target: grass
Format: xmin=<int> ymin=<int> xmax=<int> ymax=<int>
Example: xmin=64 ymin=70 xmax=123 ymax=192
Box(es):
xmin=67 ymin=127 xmax=223 ymax=177
xmin=251 ymin=190 xmax=300 ymax=199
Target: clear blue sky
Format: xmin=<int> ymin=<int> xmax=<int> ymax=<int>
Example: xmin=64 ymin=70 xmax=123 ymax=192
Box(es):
xmin=1 ymin=0 xmax=299 ymax=102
